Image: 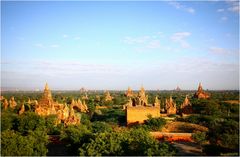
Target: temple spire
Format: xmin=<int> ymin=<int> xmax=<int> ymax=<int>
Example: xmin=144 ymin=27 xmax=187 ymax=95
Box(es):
xmin=45 ymin=83 xmax=49 ymax=91
xmin=198 ymin=82 xmax=203 ymax=91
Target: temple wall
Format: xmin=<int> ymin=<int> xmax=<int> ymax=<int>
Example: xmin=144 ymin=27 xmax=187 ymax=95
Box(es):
xmin=126 ymin=106 xmax=160 ymax=125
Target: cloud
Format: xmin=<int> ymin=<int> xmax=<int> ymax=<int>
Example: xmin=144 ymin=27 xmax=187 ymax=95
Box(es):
xmin=34 ymin=43 xmax=44 ymax=48
xmin=50 ymin=44 xmax=60 ymax=48
xmin=147 ymin=40 xmax=161 ymax=49
xmin=227 ymin=1 xmax=239 ymax=13
xmin=170 ymin=32 xmax=191 ymax=48
xmin=34 ymin=43 xmax=60 ymax=48
xmin=221 ymin=16 xmax=228 ymax=21
xmin=209 ymin=47 xmax=232 ymax=55
xmin=63 ymin=34 xmax=69 ymax=38
xmin=217 ymin=8 xmax=225 ymax=12
xmin=123 ymin=36 xmax=150 ymax=44
xmin=168 ymin=1 xmax=195 ymax=14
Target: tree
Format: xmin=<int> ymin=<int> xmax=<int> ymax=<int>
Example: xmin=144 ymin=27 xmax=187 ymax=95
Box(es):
xmin=92 ymin=121 xmax=112 ymax=133
xmin=192 ymin=131 xmax=207 ymax=145
xmin=144 ymin=116 xmax=167 ymax=131
xmin=17 ymin=112 xmax=46 ymax=133
xmin=1 ymin=111 xmax=18 ymax=131
xmin=1 ymin=130 xmax=48 ymax=156
xmin=79 ymin=128 xmax=176 ymax=156
xmin=60 ymin=124 xmax=92 ymax=155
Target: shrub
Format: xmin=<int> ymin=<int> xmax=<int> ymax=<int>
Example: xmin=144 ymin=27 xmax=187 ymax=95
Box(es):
xmin=79 ymin=128 xmax=176 ymax=156
xmin=144 ymin=117 xmax=167 ymax=131
xmin=17 ymin=112 xmax=46 ymax=133
xmin=92 ymin=121 xmax=112 ymax=133
xmin=1 ymin=130 xmax=48 ymax=156
xmin=1 ymin=111 xmax=18 ymax=131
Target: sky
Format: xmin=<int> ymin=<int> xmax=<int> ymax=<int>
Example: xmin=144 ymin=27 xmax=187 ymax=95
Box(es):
xmin=1 ymin=1 xmax=239 ymax=90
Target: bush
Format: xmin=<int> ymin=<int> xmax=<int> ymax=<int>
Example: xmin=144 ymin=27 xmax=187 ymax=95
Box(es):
xmin=60 ymin=124 xmax=92 ymax=155
xmin=192 ymin=131 xmax=207 ymax=145
xmin=1 ymin=111 xmax=18 ymax=131
xmin=79 ymin=128 xmax=176 ymax=156
xmin=92 ymin=121 xmax=112 ymax=133
xmin=144 ymin=117 xmax=167 ymax=131
xmin=1 ymin=130 xmax=48 ymax=156
xmin=17 ymin=112 xmax=46 ymax=133
xmin=45 ymin=115 xmax=58 ymax=135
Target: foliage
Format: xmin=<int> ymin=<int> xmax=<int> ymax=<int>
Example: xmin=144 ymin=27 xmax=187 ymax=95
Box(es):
xmin=92 ymin=121 xmax=112 ymax=133
xmin=17 ymin=112 xmax=46 ymax=134
xmin=79 ymin=128 xmax=176 ymax=156
xmin=86 ymin=98 xmax=96 ymax=117
xmin=192 ymin=131 xmax=207 ymax=145
xmin=1 ymin=111 xmax=18 ymax=131
xmin=60 ymin=124 xmax=92 ymax=155
xmin=144 ymin=116 xmax=167 ymax=131
xmin=80 ymin=113 xmax=92 ymax=129
xmin=1 ymin=130 xmax=48 ymax=156
xmin=92 ymin=108 xmax=125 ymax=125
xmin=208 ymin=119 xmax=239 ymax=150
xmin=45 ymin=115 xmax=58 ymax=135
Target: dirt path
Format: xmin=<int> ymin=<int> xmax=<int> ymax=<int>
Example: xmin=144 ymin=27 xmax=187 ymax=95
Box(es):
xmin=173 ymin=141 xmax=203 ymax=156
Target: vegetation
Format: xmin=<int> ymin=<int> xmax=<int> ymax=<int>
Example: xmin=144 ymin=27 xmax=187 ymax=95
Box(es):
xmin=144 ymin=116 xmax=167 ymax=131
xmin=1 ymin=90 xmax=239 ymax=156
xmin=79 ymin=128 xmax=176 ymax=156
xmin=1 ymin=112 xmax=49 ymax=156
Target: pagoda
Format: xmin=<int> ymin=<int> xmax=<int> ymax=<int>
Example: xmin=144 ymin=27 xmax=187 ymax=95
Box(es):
xmin=165 ymin=96 xmax=177 ymax=115
xmin=125 ymin=87 xmax=134 ymax=97
xmin=104 ymin=91 xmax=113 ymax=102
xmin=194 ymin=83 xmax=210 ymax=99
xmin=35 ymin=83 xmax=82 ymax=126
xmin=180 ymin=95 xmax=193 ymax=114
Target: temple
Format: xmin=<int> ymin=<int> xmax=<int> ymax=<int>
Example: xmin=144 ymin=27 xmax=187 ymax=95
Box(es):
xmin=19 ymin=104 xmax=25 ymax=115
xmin=180 ymin=95 xmax=193 ymax=115
xmin=125 ymin=87 xmax=134 ymax=98
xmin=104 ymin=91 xmax=113 ymax=102
xmin=9 ymin=97 xmax=17 ymax=109
xmin=34 ymin=83 xmax=84 ymax=126
xmin=175 ymin=86 xmax=181 ymax=91
xmin=165 ymin=96 xmax=177 ymax=115
xmin=125 ymin=86 xmax=160 ymax=125
xmin=194 ymin=83 xmax=210 ymax=99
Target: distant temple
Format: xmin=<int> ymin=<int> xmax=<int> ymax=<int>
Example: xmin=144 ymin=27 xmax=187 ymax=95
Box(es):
xmin=165 ymin=96 xmax=177 ymax=115
xmin=125 ymin=87 xmax=134 ymax=98
xmin=125 ymin=86 xmax=160 ymax=125
xmin=180 ymin=95 xmax=192 ymax=115
xmin=175 ymin=86 xmax=181 ymax=91
xmin=194 ymin=83 xmax=210 ymax=99
xmin=104 ymin=91 xmax=113 ymax=102
xmin=34 ymin=83 xmax=86 ymax=126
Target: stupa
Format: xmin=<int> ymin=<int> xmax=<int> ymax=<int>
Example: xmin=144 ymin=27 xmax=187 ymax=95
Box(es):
xmin=104 ymin=91 xmax=113 ymax=102
xmin=153 ymin=96 xmax=161 ymax=107
xmin=125 ymin=87 xmax=134 ymax=97
xmin=3 ymin=99 xmax=9 ymax=110
xmin=165 ymin=96 xmax=177 ymax=115
xmin=9 ymin=97 xmax=17 ymax=109
xmin=194 ymin=83 xmax=210 ymax=99
xmin=180 ymin=95 xmax=193 ymax=114
xmin=35 ymin=83 xmax=81 ymax=126
xmin=19 ymin=104 xmax=25 ymax=115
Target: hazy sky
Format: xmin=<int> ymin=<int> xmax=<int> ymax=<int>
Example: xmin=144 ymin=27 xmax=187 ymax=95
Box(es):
xmin=1 ymin=1 xmax=239 ymax=90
